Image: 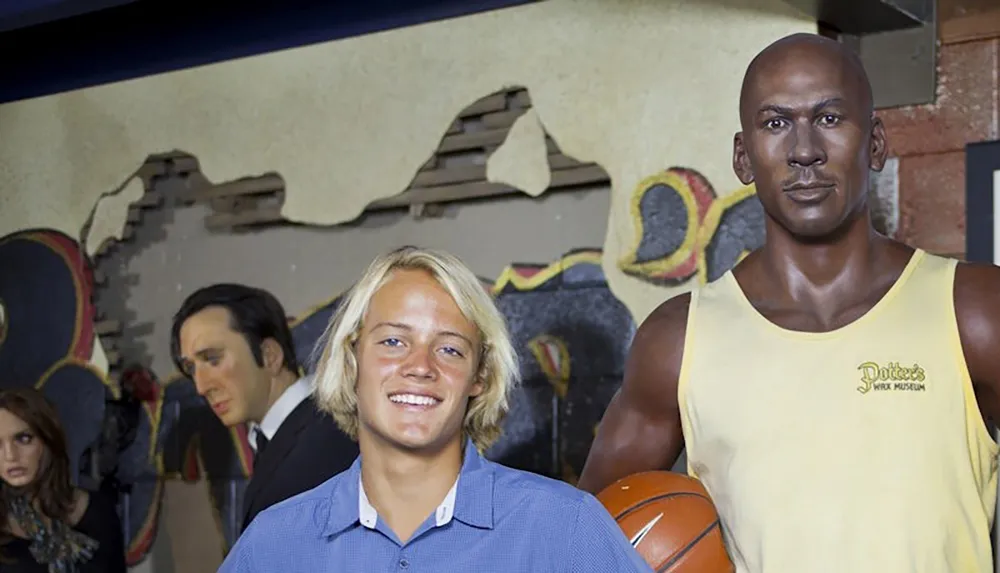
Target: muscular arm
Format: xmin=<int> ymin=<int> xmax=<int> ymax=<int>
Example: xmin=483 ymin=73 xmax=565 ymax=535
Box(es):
xmin=955 ymin=262 xmax=1000 ymax=426
xmin=577 ymin=293 xmax=690 ymax=495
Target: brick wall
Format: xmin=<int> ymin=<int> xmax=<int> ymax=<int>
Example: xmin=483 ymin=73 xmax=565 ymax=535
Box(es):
xmin=878 ymin=2 xmax=1000 ymax=258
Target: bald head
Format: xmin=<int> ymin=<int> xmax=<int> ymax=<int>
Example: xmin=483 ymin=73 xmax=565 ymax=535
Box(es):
xmin=731 ymin=32 xmax=888 ymax=239
xmin=739 ymin=33 xmax=873 ymax=128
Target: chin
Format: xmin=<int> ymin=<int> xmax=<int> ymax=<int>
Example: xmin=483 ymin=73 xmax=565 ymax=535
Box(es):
xmin=776 ymin=212 xmax=849 ymax=240
xmin=216 ymin=412 xmax=243 ymax=428
xmin=378 ymin=423 xmax=461 ymax=454
xmin=392 ymin=430 xmax=446 ymax=452
xmin=2 ymin=474 xmax=37 ymax=489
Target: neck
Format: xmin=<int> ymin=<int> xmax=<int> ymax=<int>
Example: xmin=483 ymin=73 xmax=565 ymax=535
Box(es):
xmin=358 ymin=433 xmax=464 ymax=543
xmin=757 ymin=209 xmax=887 ymax=309
xmin=256 ymin=369 xmax=298 ymax=423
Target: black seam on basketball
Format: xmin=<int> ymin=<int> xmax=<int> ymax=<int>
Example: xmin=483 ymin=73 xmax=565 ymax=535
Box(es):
xmin=613 ymin=492 xmax=711 ymax=521
xmin=655 ymin=519 xmax=719 ymax=573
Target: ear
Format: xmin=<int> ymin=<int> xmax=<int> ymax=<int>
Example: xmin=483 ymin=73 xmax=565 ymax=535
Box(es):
xmin=733 ymin=132 xmax=754 ymax=185
xmin=868 ymin=116 xmax=888 ymax=172
xmin=260 ymin=338 xmax=285 ymax=375
xmin=469 ymin=373 xmax=485 ymax=398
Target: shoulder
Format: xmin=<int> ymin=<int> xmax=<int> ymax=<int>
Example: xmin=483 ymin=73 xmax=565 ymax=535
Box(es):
xmin=954 ymin=260 xmax=1000 ymax=309
xmin=620 ymin=291 xmax=692 ymax=396
xmin=259 ymin=468 xmax=346 ymax=517
xmin=489 ymin=461 xmax=602 ymax=517
xmin=74 ymin=487 xmax=122 ymax=535
xmin=954 ymin=261 xmax=1000 ymax=381
xmin=953 ymin=260 xmax=1000 ymax=343
xmin=630 ymin=292 xmax=691 ymax=364
xmin=489 ymin=463 xmax=649 ymax=570
xmin=639 ymin=291 xmax=692 ymax=336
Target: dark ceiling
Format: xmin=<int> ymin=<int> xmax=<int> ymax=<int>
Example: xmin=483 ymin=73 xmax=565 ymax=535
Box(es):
xmin=0 ymin=0 xmax=537 ymax=104
xmin=0 ymin=0 xmax=931 ymax=106
xmin=0 ymin=0 xmax=141 ymax=32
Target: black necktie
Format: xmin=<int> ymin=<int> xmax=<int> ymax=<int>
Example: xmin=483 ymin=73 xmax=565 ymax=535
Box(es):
xmin=254 ymin=432 xmax=269 ymax=464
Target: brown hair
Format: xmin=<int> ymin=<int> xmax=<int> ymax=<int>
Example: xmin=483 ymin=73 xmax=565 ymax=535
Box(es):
xmin=0 ymin=388 xmax=75 ymax=546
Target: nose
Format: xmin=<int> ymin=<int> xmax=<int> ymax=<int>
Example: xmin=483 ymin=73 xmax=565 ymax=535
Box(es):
xmin=788 ymin=121 xmax=826 ymax=168
xmin=1 ymin=441 xmax=16 ymax=463
xmin=402 ymin=345 xmax=436 ymax=380
xmin=192 ymin=368 xmax=215 ymax=397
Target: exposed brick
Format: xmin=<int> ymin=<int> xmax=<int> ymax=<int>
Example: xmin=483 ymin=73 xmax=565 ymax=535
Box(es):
xmin=877 ymin=40 xmax=999 ymax=157
xmin=896 ymin=151 xmax=966 ymax=255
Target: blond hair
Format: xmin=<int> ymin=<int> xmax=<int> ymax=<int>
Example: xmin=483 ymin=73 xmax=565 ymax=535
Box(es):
xmin=312 ymin=246 xmax=519 ymax=452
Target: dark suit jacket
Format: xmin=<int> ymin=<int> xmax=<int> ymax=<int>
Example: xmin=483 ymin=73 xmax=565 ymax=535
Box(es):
xmin=241 ymin=397 xmax=358 ymax=533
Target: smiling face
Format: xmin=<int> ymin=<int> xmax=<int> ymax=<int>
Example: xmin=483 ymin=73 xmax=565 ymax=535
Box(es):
xmin=0 ymin=408 xmax=45 ymax=488
xmin=177 ymin=306 xmax=273 ymax=427
xmin=354 ymin=269 xmax=483 ymax=455
xmin=733 ymin=35 xmax=887 ymax=239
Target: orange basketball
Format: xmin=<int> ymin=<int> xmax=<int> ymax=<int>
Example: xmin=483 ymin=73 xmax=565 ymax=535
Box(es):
xmin=597 ymin=471 xmax=733 ymax=572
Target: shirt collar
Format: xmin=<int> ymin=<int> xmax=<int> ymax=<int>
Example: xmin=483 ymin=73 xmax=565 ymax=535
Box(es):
xmin=249 ymin=376 xmax=312 ymax=450
xmin=358 ymin=472 xmax=459 ymax=529
xmin=320 ymin=437 xmax=494 ymax=538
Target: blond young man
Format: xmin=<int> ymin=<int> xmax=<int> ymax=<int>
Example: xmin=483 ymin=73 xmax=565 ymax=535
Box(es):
xmin=219 ymin=246 xmax=651 ymax=573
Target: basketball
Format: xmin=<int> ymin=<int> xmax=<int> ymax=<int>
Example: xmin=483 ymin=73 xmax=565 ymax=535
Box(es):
xmin=596 ymin=471 xmax=733 ymax=572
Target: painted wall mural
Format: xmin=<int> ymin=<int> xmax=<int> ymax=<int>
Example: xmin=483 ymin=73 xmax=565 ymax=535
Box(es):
xmin=0 ymin=152 xmax=903 ymax=565
xmin=0 ymin=230 xmax=112 ymax=486
xmin=618 ymin=167 xmax=762 ymax=287
xmin=0 ymin=230 xmax=633 ymax=563
xmin=0 ymin=162 xmax=779 ymax=563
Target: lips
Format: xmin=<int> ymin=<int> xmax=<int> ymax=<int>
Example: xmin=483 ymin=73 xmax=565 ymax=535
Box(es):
xmin=783 ymin=182 xmax=834 ymax=203
xmin=211 ymin=401 xmax=230 ymax=415
xmin=5 ymin=467 xmax=27 ymax=478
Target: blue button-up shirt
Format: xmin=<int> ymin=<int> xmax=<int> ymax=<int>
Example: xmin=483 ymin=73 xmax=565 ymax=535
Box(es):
xmin=220 ymin=440 xmax=653 ymax=572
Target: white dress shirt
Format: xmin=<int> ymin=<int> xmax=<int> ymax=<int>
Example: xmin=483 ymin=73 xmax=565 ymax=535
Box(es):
xmin=248 ymin=376 xmax=313 ymax=452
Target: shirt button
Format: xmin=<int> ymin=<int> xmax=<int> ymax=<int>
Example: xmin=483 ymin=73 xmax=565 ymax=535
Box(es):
xmin=399 ymin=558 xmax=409 ymax=569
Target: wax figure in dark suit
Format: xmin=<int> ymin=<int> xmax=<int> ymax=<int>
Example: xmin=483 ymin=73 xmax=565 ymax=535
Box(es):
xmin=170 ymin=284 xmax=358 ymax=533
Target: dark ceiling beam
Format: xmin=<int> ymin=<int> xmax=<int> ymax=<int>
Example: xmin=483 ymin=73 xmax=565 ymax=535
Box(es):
xmin=0 ymin=0 xmax=141 ymax=33
xmin=0 ymin=0 xmax=537 ymax=105
xmin=781 ymin=0 xmax=936 ymax=109
xmin=781 ymin=0 xmax=932 ymax=35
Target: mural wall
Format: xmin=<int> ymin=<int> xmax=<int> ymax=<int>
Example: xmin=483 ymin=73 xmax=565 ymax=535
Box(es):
xmin=0 ymin=157 xmax=900 ymax=570
xmin=0 ymin=1 xmax=824 ymax=571
xmin=0 ymin=0 xmax=814 ymax=322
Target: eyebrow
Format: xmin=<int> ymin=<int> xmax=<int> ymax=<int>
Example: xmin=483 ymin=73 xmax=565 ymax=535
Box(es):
xmin=371 ymin=321 xmax=476 ymax=346
xmin=757 ymin=97 xmax=846 ymax=117
xmin=178 ymin=346 xmax=221 ymax=362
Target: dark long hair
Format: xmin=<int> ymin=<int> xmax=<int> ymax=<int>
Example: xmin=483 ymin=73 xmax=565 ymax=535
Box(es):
xmin=0 ymin=388 xmax=75 ymax=544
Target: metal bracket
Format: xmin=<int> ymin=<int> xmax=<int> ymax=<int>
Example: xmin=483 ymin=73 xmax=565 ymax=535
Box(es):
xmin=782 ymin=0 xmax=937 ymax=109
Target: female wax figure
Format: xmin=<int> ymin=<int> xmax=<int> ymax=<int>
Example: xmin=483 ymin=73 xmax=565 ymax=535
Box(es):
xmin=0 ymin=387 xmax=126 ymax=573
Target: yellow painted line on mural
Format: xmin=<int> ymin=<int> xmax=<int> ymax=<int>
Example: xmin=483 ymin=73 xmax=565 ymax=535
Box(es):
xmin=491 ymin=249 xmax=602 ymax=294
xmin=693 ymin=183 xmax=757 ymax=284
xmin=528 ymin=334 xmax=571 ymax=398
xmin=617 ymin=170 xmax=701 ymax=277
xmin=34 ymin=356 xmax=121 ymax=399
xmin=125 ymin=479 xmax=163 ymax=563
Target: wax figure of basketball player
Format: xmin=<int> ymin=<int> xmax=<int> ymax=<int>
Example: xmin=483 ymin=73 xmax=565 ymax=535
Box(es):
xmin=218 ymin=247 xmax=652 ymax=572
xmin=578 ymin=33 xmax=1000 ymax=572
xmin=171 ymin=284 xmax=358 ymax=534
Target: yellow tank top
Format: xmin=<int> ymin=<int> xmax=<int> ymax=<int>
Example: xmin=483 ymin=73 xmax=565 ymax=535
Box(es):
xmin=678 ymin=249 xmax=999 ymax=572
